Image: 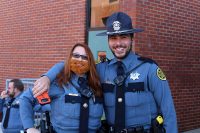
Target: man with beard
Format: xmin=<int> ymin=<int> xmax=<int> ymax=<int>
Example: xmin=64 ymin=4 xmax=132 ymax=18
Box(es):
xmin=32 ymin=12 xmax=178 ymax=133
xmin=0 ymin=79 xmax=24 ymax=133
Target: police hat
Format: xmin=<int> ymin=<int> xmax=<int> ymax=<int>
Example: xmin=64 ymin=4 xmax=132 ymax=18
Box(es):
xmin=97 ymin=12 xmax=143 ymax=36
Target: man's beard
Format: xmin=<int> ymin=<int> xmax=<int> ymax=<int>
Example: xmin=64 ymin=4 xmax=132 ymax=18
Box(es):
xmin=8 ymin=91 xmax=15 ymax=98
xmin=111 ymin=44 xmax=132 ymax=60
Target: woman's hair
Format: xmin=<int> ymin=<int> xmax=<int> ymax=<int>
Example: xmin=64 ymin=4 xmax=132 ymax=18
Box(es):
xmin=57 ymin=43 xmax=102 ymax=97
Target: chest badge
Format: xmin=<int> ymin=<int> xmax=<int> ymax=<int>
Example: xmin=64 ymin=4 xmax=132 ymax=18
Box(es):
xmin=130 ymin=72 xmax=140 ymax=80
xmin=15 ymin=100 xmax=20 ymax=105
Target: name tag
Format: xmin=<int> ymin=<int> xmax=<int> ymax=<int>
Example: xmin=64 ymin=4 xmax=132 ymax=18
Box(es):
xmin=68 ymin=93 xmax=79 ymax=96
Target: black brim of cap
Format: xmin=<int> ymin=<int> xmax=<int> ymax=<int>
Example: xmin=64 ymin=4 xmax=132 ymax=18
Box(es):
xmin=96 ymin=28 xmax=144 ymax=36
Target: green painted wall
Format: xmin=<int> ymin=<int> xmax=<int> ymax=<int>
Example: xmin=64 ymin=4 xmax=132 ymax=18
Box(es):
xmin=88 ymin=30 xmax=114 ymax=62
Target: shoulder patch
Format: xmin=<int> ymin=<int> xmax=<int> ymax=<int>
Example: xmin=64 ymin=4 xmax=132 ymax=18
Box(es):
xmin=156 ymin=68 xmax=166 ymax=80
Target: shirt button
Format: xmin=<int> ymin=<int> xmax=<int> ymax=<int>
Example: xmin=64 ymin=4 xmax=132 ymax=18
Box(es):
xmin=118 ymin=98 xmax=123 ymax=102
xmin=83 ymin=103 xmax=88 ymax=108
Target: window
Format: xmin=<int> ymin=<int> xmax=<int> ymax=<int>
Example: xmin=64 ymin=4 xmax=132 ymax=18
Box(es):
xmin=6 ymin=78 xmax=37 ymax=90
xmin=90 ymin=0 xmax=119 ymax=28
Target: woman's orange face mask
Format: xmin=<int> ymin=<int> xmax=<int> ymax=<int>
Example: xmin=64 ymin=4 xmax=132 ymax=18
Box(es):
xmin=70 ymin=58 xmax=89 ymax=75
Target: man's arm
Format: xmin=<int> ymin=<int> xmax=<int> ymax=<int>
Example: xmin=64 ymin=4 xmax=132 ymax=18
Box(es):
xmin=32 ymin=61 xmax=64 ymax=97
xmin=148 ymin=64 xmax=178 ymax=133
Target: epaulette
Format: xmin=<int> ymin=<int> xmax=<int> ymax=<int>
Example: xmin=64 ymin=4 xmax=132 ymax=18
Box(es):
xmin=138 ymin=56 xmax=158 ymax=65
xmin=106 ymin=58 xmax=111 ymax=63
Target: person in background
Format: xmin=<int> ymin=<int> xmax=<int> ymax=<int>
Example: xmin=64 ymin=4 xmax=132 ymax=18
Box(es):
xmin=0 ymin=79 xmax=24 ymax=133
xmin=23 ymin=43 xmax=103 ymax=133
xmin=32 ymin=12 xmax=178 ymax=133
xmin=19 ymin=87 xmax=51 ymax=133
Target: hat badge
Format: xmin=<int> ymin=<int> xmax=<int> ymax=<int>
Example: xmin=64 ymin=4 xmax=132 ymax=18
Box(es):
xmin=113 ymin=21 xmax=121 ymax=31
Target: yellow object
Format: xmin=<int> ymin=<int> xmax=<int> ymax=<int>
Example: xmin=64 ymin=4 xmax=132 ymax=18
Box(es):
xmin=156 ymin=68 xmax=166 ymax=80
xmin=156 ymin=115 xmax=164 ymax=124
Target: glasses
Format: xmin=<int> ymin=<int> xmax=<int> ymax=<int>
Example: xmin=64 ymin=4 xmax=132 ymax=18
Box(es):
xmin=72 ymin=53 xmax=88 ymax=60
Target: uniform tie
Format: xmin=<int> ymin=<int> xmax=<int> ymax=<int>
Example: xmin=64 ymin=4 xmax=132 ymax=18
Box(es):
xmin=3 ymin=98 xmax=15 ymax=129
xmin=78 ymin=77 xmax=89 ymax=133
xmin=115 ymin=61 xmax=125 ymax=132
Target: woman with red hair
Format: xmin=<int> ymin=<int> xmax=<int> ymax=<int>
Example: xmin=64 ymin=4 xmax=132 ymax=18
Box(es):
xmin=20 ymin=43 xmax=103 ymax=133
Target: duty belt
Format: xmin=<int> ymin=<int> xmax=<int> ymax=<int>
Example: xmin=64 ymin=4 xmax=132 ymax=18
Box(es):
xmin=109 ymin=126 xmax=149 ymax=133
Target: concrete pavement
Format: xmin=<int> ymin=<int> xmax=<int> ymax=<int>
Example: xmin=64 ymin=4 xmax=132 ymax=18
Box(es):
xmin=182 ymin=128 xmax=200 ymax=133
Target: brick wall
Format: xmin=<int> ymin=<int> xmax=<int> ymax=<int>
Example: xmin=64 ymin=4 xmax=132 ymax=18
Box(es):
xmin=123 ymin=0 xmax=200 ymax=132
xmin=0 ymin=1 xmax=86 ymax=88
xmin=0 ymin=0 xmax=200 ymax=132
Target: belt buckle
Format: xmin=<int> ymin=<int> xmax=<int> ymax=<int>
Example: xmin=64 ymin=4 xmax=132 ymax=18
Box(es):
xmin=109 ymin=126 xmax=114 ymax=133
xmin=135 ymin=126 xmax=144 ymax=132
xmin=120 ymin=128 xmax=128 ymax=133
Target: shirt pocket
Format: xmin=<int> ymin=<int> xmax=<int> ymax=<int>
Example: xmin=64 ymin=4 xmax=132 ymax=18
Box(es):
xmin=89 ymin=98 xmax=103 ymax=118
xmin=101 ymin=83 xmax=115 ymax=107
xmin=89 ymin=98 xmax=104 ymax=128
xmin=51 ymin=95 xmax=80 ymax=127
xmin=125 ymin=82 xmax=148 ymax=106
xmin=125 ymin=82 xmax=151 ymax=125
xmin=10 ymin=108 xmax=22 ymax=128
